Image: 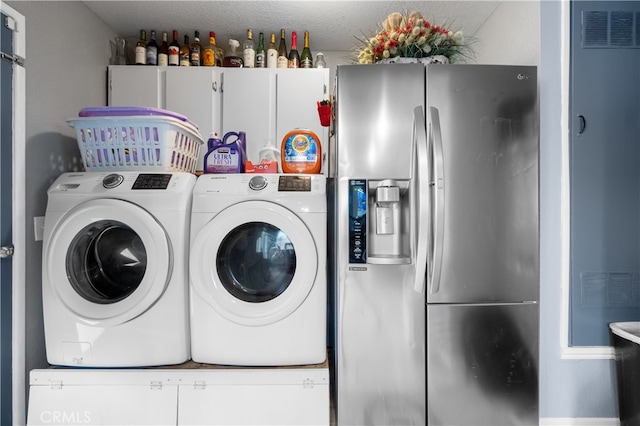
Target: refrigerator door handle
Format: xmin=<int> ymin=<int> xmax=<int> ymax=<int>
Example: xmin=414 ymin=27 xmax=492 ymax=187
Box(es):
xmin=412 ymin=106 xmax=429 ymax=293
xmin=429 ymin=106 xmax=445 ymax=294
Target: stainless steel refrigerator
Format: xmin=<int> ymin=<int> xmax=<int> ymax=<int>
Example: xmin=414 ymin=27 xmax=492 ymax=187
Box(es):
xmin=333 ymin=63 xmax=539 ymax=425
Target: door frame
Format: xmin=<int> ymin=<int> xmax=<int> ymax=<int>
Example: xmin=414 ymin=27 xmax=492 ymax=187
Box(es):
xmin=0 ymin=2 xmax=25 ymax=423
xmin=560 ymin=0 xmax=621 ymax=360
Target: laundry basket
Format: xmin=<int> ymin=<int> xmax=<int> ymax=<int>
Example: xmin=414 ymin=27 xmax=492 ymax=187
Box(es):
xmin=68 ymin=109 xmax=204 ymax=173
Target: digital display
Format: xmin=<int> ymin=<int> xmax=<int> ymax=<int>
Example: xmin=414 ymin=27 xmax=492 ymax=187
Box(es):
xmin=132 ymin=174 xmax=172 ymax=189
xmin=278 ymin=175 xmax=312 ymax=192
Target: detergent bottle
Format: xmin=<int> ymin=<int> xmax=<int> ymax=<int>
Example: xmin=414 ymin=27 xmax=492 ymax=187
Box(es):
xmin=258 ymin=138 xmax=281 ymax=172
xmin=203 ymin=131 xmax=247 ymax=174
xmin=281 ymin=129 xmax=322 ymax=174
xmin=203 ymin=134 xmax=223 ymax=174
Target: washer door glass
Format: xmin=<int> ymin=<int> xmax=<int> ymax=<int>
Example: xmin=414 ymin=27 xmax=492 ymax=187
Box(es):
xmin=217 ymin=222 xmax=296 ymax=303
xmin=44 ymin=199 xmax=171 ymax=326
xmin=190 ymin=201 xmax=318 ymax=326
xmin=67 ymin=220 xmax=147 ymax=304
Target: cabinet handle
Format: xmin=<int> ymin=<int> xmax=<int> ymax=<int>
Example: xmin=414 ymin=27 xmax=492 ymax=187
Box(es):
xmin=212 ymin=81 xmax=218 ymax=92
xmin=577 ymin=115 xmax=586 ymax=135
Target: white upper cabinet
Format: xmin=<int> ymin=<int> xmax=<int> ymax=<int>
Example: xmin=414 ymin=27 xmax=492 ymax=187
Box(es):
xmin=221 ymin=69 xmax=276 ymax=164
xmin=107 ymin=66 xmax=329 ymax=173
xmin=108 ymin=66 xmax=164 ymax=107
xmin=165 ymin=67 xmax=223 ymax=147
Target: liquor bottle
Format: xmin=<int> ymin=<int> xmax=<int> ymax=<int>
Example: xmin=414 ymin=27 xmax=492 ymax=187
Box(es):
xmin=158 ymin=32 xmax=169 ymax=66
xmin=203 ymin=32 xmax=217 ymax=67
xmin=168 ymin=30 xmax=180 ymax=66
xmin=135 ymin=29 xmax=147 ymax=65
xmin=179 ymin=34 xmax=191 ymax=66
xmin=266 ymin=33 xmax=278 ymax=68
xmin=277 ymin=29 xmax=288 ymax=68
xmin=243 ymin=28 xmax=255 ymax=68
xmin=216 ymin=45 xmax=225 ymax=67
xmin=190 ymin=31 xmax=202 ymax=66
xmin=300 ymin=31 xmax=313 ymax=68
xmin=146 ymin=30 xmax=158 ymax=65
xmin=315 ymin=52 xmax=326 ymax=68
xmin=255 ymin=32 xmax=266 ymax=68
xmin=223 ymin=39 xmax=243 ymax=67
xmin=287 ymin=31 xmax=300 ymax=68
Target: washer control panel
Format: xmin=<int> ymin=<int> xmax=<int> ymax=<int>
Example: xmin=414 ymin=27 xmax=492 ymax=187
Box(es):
xmin=197 ymin=174 xmax=325 ymax=195
xmin=50 ymin=172 xmax=195 ymax=197
xmin=247 ymin=175 xmax=314 ymax=192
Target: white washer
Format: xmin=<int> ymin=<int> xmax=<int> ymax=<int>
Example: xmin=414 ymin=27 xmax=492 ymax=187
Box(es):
xmin=42 ymin=172 xmax=196 ymax=367
xmin=189 ymin=174 xmax=327 ymax=366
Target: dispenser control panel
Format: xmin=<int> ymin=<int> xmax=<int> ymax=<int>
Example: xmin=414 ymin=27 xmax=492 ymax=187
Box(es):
xmin=349 ymin=180 xmax=367 ymax=263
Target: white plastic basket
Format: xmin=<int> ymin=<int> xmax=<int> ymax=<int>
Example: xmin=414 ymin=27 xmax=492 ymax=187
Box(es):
xmin=67 ymin=115 xmax=204 ymax=173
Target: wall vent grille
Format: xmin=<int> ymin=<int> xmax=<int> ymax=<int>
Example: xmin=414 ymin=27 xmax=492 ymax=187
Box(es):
xmin=582 ymin=10 xmax=640 ymax=48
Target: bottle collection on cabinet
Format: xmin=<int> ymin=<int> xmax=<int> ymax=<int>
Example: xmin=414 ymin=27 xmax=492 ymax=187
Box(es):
xmin=131 ymin=28 xmax=325 ymax=69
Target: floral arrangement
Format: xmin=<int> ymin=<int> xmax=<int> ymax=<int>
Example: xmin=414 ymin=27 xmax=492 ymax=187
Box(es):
xmin=356 ymin=11 xmax=470 ymax=64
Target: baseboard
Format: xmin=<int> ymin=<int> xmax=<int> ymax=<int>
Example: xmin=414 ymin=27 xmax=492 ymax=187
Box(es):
xmin=540 ymin=418 xmax=619 ymax=426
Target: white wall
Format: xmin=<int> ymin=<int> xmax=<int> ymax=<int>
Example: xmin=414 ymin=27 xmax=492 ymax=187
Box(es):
xmin=473 ymin=1 xmax=540 ymax=65
xmin=5 ymin=1 xmax=117 ymax=423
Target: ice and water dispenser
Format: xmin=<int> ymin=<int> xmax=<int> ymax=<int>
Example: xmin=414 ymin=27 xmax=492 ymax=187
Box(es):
xmin=348 ymin=177 xmax=412 ymax=265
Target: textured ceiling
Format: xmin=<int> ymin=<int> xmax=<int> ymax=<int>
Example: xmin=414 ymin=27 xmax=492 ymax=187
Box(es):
xmin=84 ymin=1 xmax=500 ymax=53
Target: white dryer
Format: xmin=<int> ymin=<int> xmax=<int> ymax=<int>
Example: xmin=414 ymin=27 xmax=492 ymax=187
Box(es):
xmin=189 ymin=174 xmax=327 ymax=366
xmin=42 ymin=172 xmax=195 ymax=367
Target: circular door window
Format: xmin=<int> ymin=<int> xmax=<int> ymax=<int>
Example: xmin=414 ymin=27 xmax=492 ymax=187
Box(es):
xmin=66 ymin=220 xmax=147 ymax=304
xmin=44 ymin=199 xmax=171 ymax=326
xmin=216 ymin=222 xmax=296 ymax=303
xmin=190 ymin=201 xmax=318 ymax=326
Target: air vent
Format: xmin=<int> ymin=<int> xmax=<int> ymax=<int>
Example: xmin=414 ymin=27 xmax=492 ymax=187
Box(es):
xmin=582 ymin=10 xmax=640 ymax=48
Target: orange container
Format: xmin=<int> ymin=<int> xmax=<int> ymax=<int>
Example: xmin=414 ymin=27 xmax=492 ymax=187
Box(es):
xmin=281 ymin=129 xmax=322 ymax=174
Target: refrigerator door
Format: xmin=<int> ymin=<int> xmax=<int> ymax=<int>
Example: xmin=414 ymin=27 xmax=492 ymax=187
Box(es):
xmin=335 ymin=255 xmax=425 ymax=426
xmin=427 ymin=302 xmax=539 ymax=425
xmin=425 ymin=65 xmax=539 ymax=304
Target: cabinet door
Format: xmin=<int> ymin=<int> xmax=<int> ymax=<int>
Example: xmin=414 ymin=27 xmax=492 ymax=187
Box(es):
xmin=27 ymin=384 xmax=178 ymax=425
xmin=166 ymin=67 xmax=221 ymax=171
xmin=221 ymin=68 xmax=276 ymax=164
xmin=178 ymin=381 xmax=329 ymax=425
xmin=276 ymin=69 xmax=329 ymax=174
xmin=108 ymin=65 xmax=164 ymax=107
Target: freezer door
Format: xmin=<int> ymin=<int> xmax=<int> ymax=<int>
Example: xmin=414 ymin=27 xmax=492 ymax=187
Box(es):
xmin=427 ymin=303 xmax=539 ymax=425
xmin=335 ymin=64 xmax=425 ymax=179
xmin=425 ymin=65 xmax=539 ymax=303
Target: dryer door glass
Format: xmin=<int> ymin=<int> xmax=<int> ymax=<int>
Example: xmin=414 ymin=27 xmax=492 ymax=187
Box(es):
xmin=217 ymin=222 xmax=296 ymax=303
xmin=66 ymin=220 xmax=147 ymax=304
